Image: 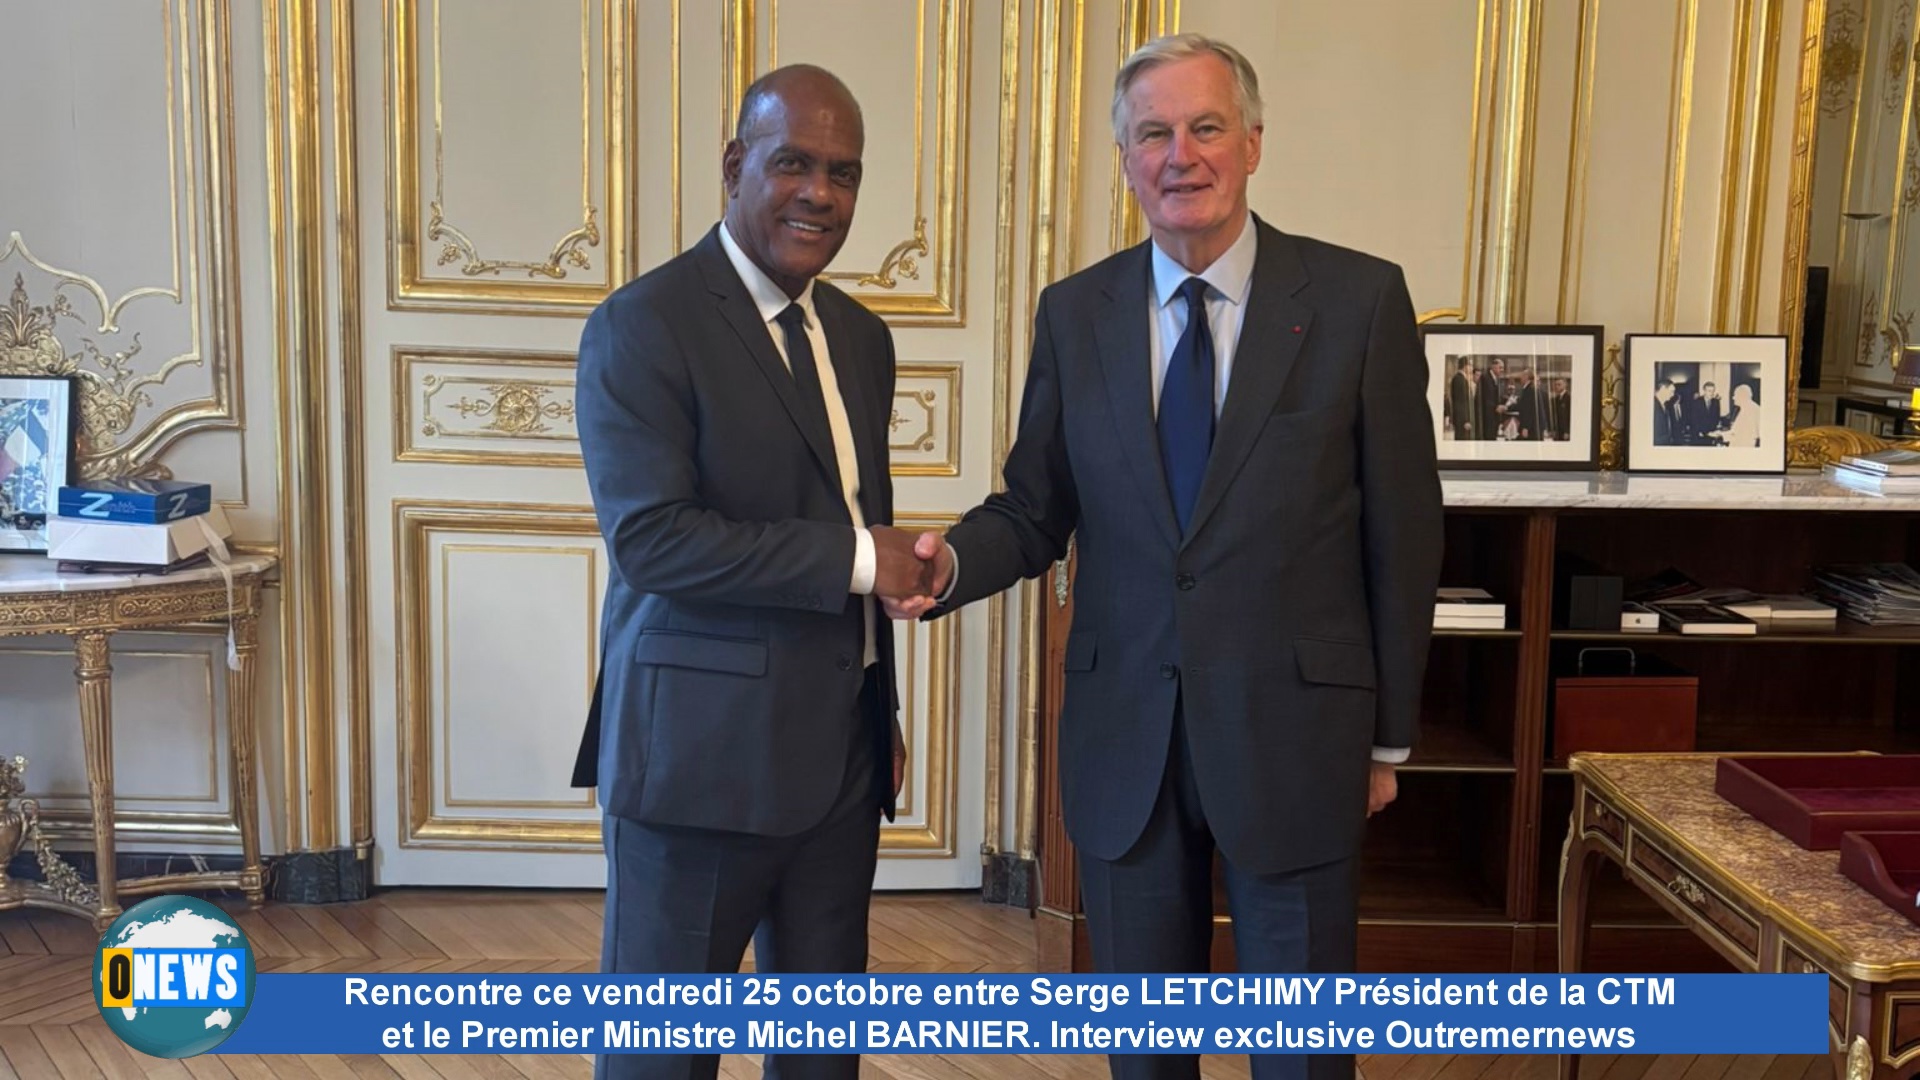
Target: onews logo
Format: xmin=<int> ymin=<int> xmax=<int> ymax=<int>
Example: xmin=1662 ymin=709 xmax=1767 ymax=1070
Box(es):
xmin=94 ymin=895 xmax=256 ymax=1059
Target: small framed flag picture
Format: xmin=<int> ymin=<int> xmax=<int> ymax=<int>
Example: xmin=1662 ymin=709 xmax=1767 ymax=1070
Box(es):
xmin=0 ymin=374 xmax=79 ymax=553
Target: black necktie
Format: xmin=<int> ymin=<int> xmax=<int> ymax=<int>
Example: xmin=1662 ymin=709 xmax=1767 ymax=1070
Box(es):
xmin=1158 ymin=277 xmax=1215 ymax=533
xmin=775 ymin=303 xmax=833 ymax=451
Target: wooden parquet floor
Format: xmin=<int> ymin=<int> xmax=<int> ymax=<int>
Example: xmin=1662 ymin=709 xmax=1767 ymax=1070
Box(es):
xmin=0 ymin=889 xmax=1831 ymax=1079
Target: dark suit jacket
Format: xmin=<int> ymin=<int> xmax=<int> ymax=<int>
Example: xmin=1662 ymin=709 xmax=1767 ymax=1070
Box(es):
xmin=1447 ymin=370 xmax=1474 ymax=438
xmin=571 ymin=225 xmax=901 ymax=836
xmin=1653 ymin=397 xmax=1678 ymax=445
xmin=1513 ymin=383 xmax=1541 ymax=440
xmin=1690 ymin=397 xmax=1723 ymax=442
xmin=933 ymin=217 xmax=1444 ymax=875
xmin=1476 ymin=370 xmax=1504 ymax=438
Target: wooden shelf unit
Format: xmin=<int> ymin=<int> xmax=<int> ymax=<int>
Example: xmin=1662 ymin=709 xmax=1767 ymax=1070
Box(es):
xmin=1034 ymin=498 xmax=1920 ymax=975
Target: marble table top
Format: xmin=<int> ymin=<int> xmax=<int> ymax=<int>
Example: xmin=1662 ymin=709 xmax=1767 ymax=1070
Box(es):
xmin=1573 ymin=753 xmax=1920 ymax=981
xmin=0 ymin=554 xmax=275 ymax=595
xmin=1442 ymin=471 xmax=1920 ymax=510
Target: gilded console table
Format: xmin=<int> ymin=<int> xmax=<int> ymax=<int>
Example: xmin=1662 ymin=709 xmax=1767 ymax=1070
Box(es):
xmin=0 ymin=555 xmax=274 ymax=930
xmin=1559 ymin=753 xmax=1920 ymax=1080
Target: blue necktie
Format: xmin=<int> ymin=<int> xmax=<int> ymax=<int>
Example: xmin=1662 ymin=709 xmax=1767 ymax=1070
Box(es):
xmin=1159 ymin=276 xmax=1215 ymax=533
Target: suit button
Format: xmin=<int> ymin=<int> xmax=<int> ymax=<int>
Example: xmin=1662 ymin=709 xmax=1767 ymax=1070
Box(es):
xmin=837 ymin=656 xmax=853 ymax=671
xmin=1160 ymin=663 xmax=1177 ymax=679
xmin=1176 ymin=574 xmax=1196 ymax=590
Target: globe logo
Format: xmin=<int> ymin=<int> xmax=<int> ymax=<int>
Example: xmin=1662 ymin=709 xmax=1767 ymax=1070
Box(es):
xmin=93 ymin=895 xmax=256 ymax=1059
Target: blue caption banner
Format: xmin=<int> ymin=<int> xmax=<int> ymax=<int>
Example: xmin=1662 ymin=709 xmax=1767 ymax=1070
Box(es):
xmin=213 ymin=974 xmax=1827 ymax=1056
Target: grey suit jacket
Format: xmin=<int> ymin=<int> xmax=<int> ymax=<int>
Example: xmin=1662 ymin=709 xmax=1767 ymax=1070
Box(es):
xmin=571 ymin=225 xmax=901 ymax=836
xmin=935 ymin=217 xmax=1444 ymax=874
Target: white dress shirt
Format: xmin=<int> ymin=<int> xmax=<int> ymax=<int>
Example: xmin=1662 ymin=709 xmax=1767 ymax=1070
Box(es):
xmin=1148 ymin=212 xmax=1258 ymax=419
xmin=719 ymin=223 xmax=878 ymax=668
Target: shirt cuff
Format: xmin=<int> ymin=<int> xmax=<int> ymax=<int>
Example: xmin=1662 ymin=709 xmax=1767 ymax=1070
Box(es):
xmin=851 ymin=527 xmax=876 ymax=595
xmin=1370 ymin=745 xmax=1410 ymax=764
xmin=935 ymin=542 xmax=959 ymax=603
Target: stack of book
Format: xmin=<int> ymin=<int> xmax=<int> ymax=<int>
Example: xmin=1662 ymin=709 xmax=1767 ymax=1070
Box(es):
xmin=1822 ymin=448 xmax=1920 ymax=494
xmin=1435 ymin=587 xmax=1505 ymax=630
xmin=45 ymin=479 xmax=230 ymax=573
xmin=1625 ymin=570 xmax=1839 ymax=635
xmin=1645 ymin=599 xmax=1758 ymax=635
xmin=1714 ymin=593 xmax=1838 ymax=624
xmin=1813 ymin=563 xmax=1920 ymax=626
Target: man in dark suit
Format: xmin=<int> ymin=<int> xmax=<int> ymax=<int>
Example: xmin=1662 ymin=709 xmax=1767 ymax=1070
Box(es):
xmin=1548 ymin=376 xmax=1572 ymax=441
xmin=1447 ymin=357 xmax=1475 ymax=439
xmin=1690 ymin=381 xmax=1724 ymax=444
xmin=1652 ymin=379 xmax=1680 ymax=446
xmin=1511 ymin=367 xmax=1542 ymax=441
xmin=896 ymin=32 xmax=1443 ymax=1080
xmin=1476 ymin=357 xmax=1506 ymax=440
xmin=571 ymin=65 xmax=933 ymax=1080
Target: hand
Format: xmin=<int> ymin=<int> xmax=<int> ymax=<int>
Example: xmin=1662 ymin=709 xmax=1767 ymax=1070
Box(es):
xmin=1366 ymin=761 xmax=1398 ymax=817
xmin=891 ymin=717 xmax=906 ymax=799
xmin=871 ymin=527 xmax=953 ymax=620
xmin=870 ymin=526 xmax=934 ymax=600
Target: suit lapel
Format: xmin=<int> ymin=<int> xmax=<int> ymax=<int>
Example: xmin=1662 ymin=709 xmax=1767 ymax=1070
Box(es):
xmin=694 ymin=229 xmax=842 ymax=489
xmin=1181 ymin=222 xmax=1313 ymax=546
xmin=1094 ymin=245 xmax=1181 ymax=550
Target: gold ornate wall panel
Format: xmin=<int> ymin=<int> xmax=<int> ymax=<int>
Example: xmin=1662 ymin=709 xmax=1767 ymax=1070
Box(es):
xmin=384 ymin=501 xmax=961 ymax=859
xmin=633 ymin=0 xmax=686 ymax=262
xmin=269 ymin=0 xmax=335 ymax=855
xmin=386 ymin=0 xmax=631 ymax=314
xmin=883 ymin=512 xmax=962 ymax=856
xmin=0 ymin=0 xmax=244 ymax=486
xmin=1807 ymin=0 xmax=1867 ymax=376
xmin=355 ymin=0 xmax=990 ymax=886
xmin=1804 ymin=0 xmax=1920 ymax=388
xmin=394 ymin=501 xmax=606 ymax=850
xmin=0 ymin=638 xmax=240 ymax=845
xmin=1532 ymin=0 xmax=1808 ymax=344
xmin=394 ymin=347 xmax=581 ymax=467
xmin=724 ymin=0 xmax=972 ymax=325
xmin=889 ymin=361 xmax=962 ymax=476
xmin=1726 ymin=0 xmax=1792 ymax=337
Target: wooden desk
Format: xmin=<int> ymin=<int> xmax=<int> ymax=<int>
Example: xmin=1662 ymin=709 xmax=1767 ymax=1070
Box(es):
xmin=1559 ymin=753 xmax=1920 ymax=1080
xmin=0 ymin=555 xmax=274 ymax=929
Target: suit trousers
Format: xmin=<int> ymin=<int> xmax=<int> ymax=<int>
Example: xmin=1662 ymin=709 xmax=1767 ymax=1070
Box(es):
xmin=1079 ymin=695 xmax=1359 ymax=1080
xmin=593 ymin=672 xmax=884 ymax=1080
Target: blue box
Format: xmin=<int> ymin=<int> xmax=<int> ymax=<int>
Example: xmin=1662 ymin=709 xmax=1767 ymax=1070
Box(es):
xmin=57 ymin=479 xmax=213 ymax=524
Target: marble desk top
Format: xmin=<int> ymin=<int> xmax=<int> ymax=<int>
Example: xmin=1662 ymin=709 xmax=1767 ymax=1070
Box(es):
xmin=0 ymin=554 xmax=275 ymax=595
xmin=1442 ymin=471 xmax=1920 ymax=510
xmin=1573 ymin=753 xmax=1920 ymax=982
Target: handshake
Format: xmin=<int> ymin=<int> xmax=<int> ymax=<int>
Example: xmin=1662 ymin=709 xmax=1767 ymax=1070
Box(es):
xmin=868 ymin=525 xmax=953 ymax=620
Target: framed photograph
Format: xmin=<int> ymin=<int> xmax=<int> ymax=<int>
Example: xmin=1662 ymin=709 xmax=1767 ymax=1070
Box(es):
xmin=0 ymin=375 xmax=78 ymax=553
xmin=1625 ymin=334 xmax=1787 ymax=474
xmin=1418 ymin=324 xmax=1603 ymax=469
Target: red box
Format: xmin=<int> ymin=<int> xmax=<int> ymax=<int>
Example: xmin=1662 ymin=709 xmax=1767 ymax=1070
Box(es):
xmin=1551 ymin=650 xmax=1697 ymax=762
xmin=1838 ymin=832 xmax=1920 ymax=928
xmin=1714 ymin=755 xmax=1920 ymax=850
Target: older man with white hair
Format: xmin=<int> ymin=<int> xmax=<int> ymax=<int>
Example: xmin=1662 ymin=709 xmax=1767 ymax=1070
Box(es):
xmin=900 ymin=32 xmax=1445 ymax=1080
